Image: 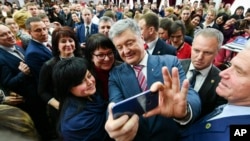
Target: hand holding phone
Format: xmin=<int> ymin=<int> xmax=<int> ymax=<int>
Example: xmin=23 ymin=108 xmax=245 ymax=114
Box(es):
xmin=112 ymin=90 xmax=159 ymax=119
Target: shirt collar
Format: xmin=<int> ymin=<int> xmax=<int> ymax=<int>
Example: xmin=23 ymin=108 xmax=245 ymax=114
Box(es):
xmin=203 ymin=21 xmax=215 ymax=28
xmin=0 ymin=45 xmax=16 ymax=51
xmin=32 ymin=39 xmax=46 ymax=45
xmin=188 ymin=62 xmax=212 ymax=76
xmin=85 ymin=23 xmax=92 ymax=27
xmin=132 ymin=52 xmax=148 ymax=67
xmin=147 ymin=37 xmax=158 ymax=50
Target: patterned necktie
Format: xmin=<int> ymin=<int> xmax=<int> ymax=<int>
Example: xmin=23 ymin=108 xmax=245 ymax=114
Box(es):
xmin=189 ymin=69 xmax=200 ymax=88
xmin=133 ymin=65 xmax=147 ymax=91
xmin=86 ymin=26 xmax=90 ymax=36
xmin=144 ymin=43 xmax=149 ymax=50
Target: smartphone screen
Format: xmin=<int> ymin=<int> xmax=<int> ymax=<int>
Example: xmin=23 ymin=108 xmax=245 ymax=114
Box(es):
xmin=112 ymin=90 xmax=159 ymax=119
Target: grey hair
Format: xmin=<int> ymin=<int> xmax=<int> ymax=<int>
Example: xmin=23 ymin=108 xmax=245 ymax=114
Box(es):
xmin=109 ymin=18 xmax=141 ymax=40
xmin=194 ymin=28 xmax=224 ymax=49
xmin=99 ymin=16 xmax=114 ymax=24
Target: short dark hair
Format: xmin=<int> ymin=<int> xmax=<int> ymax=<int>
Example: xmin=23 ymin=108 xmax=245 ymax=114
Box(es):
xmin=85 ymin=33 xmax=116 ymax=63
xmin=140 ymin=12 xmax=159 ymax=31
xmin=51 ymin=26 xmax=82 ymax=57
xmin=25 ymin=17 xmax=41 ymax=30
xmin=159 ymin=18 xmax=173 ymax=31
xmin=168 ymin=20 xmax=186 ymax=36
xmin=52 ymin=57 xmax=89 ymax=103
xmin=216 ymin=13 xmax=229 ymax=25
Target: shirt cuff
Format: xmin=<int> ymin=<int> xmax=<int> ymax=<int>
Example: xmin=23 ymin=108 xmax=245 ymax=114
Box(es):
xmin=173 ymin=104 xmax=193 ymax=125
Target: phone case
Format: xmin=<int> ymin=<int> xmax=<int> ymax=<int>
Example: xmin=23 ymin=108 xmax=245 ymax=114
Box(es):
xmin=112 ymin=90 xmax=159 ymax=119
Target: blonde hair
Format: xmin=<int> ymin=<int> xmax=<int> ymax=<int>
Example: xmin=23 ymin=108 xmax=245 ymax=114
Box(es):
xmin=0 ymin=105 xmax=39 ymax=140
xmin=165 ymin=7 xmax=174 ymax=14
xmin=13 ymin=8 xmax=32 ymax=29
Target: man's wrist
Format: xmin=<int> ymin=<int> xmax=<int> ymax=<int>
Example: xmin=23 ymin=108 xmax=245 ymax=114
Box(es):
xmin=173 ymin=104 xmax=193 ymax=125
xmin=182 ymin=104 xmax=191 ymax=121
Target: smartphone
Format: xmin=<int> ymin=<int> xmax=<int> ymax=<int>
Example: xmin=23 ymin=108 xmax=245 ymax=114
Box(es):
xmin=112 ymin=90 xmax=159 ymax=119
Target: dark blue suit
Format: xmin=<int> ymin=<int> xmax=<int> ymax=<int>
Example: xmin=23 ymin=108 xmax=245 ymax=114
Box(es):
xmin=25 ymin=40 xmax=52 ymax=82
xmin=25 ymin=40 xmax=54 ymax=139
xmin=76 ymin=23 xmax=98 ymax=44
xmin=0 ymin=46 xmax=32 ymax=96
xmin=109 ymin=55 xmax=201 ymax=141
xmin=152 ymin=38 xmax=176 ymax=56
xmin=181 ymin=113 xmax=250 ymax=141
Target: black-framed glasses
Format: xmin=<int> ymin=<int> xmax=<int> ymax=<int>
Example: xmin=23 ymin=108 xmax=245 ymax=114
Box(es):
xmin=92 ymin=52 xmax=114 ymax=60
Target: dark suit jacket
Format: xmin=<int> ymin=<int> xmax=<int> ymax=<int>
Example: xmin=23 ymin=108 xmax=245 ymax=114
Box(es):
xmin=109 ymin=55 xmax=201 ymax=141
xmin=152 ymin=38 xmax=176 ymax=56
xmin=180 ymin=59 xmax=227 ymax=120
xmin=76 ymin=23 xmax=98 ymax=44
xmin=181 ymin=114 xmax=250 ymax=141
xmin=25 ymin=40 xmax=53 ymax=82
xmin=0 ymin=46 xmax=34 ymax=97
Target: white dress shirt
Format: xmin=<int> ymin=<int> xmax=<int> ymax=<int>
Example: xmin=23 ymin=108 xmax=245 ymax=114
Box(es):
xmin=145 ymin=37 xmax=158 ymax=55
xmin=209 ymin=104 xmax=250 ymax=121
xmin=187 ymin=63 xmax=212 ymax=92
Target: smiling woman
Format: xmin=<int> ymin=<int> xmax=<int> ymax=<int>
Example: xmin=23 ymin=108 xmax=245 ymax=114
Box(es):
xmin=85 ymin=33 xmax=119 ymax=101
xmin=38 ymin=26 xmax=83 ymax=139
xmin=52 ymin=57 xmax=112 ymax=141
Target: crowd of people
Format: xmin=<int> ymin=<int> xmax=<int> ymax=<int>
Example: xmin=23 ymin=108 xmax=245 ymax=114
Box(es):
xmin=0 ymin=0 xmax=249 ymax=141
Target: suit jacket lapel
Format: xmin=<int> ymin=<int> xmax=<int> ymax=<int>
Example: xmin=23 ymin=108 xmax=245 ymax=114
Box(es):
xmin=198 ymin=67 xmax=217 ymax=98
xmin=180 ymin=59 xmax=191 ymax=74
xmin=147 ymin=55 xmax=162 ymax=87
xmin=146 ymin=55 xmax=162 ymax=129
xmin=31 ymin=40 xmax=52 ymax=55
xmin=0 ymin=48 xmax=22 ymax=68
xmin=152 ymin=39 xmax=162 ymax=55
xmin=15 ymin=46 xmax=25 ymax=55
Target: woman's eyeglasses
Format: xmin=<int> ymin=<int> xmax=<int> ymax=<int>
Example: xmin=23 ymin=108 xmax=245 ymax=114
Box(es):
xmin=92 ymin=52 xmax=114 ymax=60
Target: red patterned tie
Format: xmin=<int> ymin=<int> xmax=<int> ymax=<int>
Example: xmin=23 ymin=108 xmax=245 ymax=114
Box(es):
xmin=133 ymin=65 xmax=147 ymax=91
xmin=144 ymin=43 xmax=149 ymax=50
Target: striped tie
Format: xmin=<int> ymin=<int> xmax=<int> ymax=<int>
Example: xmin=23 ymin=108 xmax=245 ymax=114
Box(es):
xmin=133 ymin=65 xmax=147 ymax=91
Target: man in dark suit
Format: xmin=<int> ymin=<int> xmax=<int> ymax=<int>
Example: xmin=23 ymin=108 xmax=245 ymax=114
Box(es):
xmin=25 ymin=17 xmax=53 ymax=81
xmin=76 ymin=7 xmax=98 ymax=47
xmin=180 ymin=28 xmax=227 ymax=120
xmin=25 ymin=17 xmax=55 ymax=140
xmin=138 ymin=12 xmax=176 ymax=55
xmin=0 ymin=24 xmax=31 ymax=98
xmin=105 ymin=19 xmax=201 ymax=141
